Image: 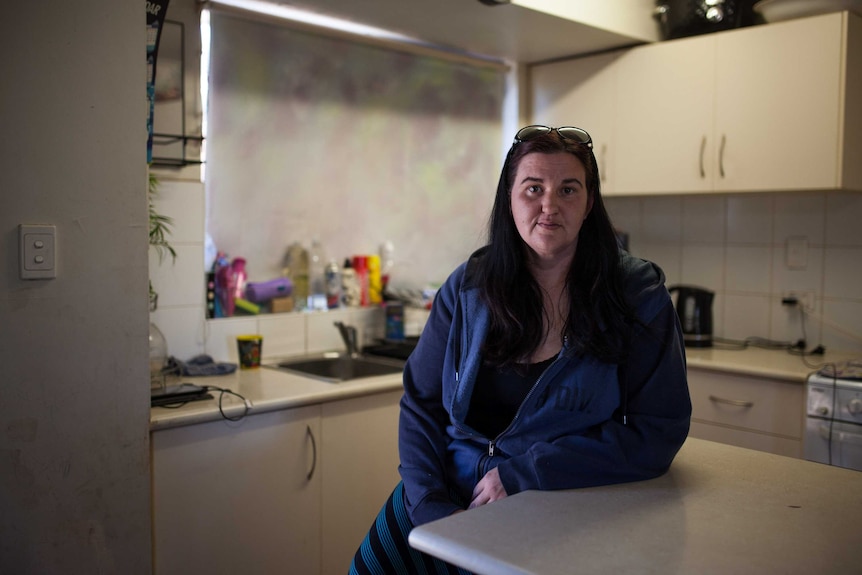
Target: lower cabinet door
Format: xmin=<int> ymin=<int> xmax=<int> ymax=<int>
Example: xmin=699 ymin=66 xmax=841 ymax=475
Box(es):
xmin=320 ymin=390 xmax=402 ymax=575
xmin=152 ymin=405 xmax=322 ymax=575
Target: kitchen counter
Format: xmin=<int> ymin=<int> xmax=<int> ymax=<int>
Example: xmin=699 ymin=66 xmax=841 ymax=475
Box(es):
xmin=685 ymin=346 xmax=855 ymax=382
xmin=150 ymin=347 xmax=858 ymax=430
xmin=149 ymin=361 xmax=403 ymax=430
xmin=409 ymin=437 xmax=862 ymax=575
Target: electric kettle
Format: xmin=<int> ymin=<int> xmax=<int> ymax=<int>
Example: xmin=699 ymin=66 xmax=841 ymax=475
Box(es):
xmin=667 ymin=285 xmax=714 ymax=347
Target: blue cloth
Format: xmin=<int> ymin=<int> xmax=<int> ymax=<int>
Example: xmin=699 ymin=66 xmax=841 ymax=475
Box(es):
xmin=167 ymin=354 xmax=237 ymax=376
xmin=398 ymin=250 xmax=692 ymax=526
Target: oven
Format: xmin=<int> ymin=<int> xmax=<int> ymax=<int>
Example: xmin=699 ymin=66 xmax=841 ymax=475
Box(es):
xmin=805 ymin=369 xmax=862 ymax=472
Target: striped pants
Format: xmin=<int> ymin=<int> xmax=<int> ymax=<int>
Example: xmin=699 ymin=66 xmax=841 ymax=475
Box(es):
xmin=349 ymin=482 xmax=474 ymax=575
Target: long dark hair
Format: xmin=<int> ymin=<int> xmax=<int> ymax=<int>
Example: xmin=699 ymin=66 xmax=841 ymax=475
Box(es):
xmin=474 ymin=129 xmax=633 ymax=366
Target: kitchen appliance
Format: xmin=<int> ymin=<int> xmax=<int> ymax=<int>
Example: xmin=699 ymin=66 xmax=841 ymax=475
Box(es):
xmin=654 ymin=0 xmax=761 ymax=40
xmin=668 ymin=285 xmax=714 ymax=347
xmin=804 ymin=362 xmax=862 ymax=472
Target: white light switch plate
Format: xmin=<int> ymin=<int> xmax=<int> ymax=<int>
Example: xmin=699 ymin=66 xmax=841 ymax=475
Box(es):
xmin=19 ymin=224 xmax=56 ymax=280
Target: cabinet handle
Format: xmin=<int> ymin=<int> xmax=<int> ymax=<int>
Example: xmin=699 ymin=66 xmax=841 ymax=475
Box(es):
xmin=718 ymin=134 xmax=726 ymax=178
xmin=699 ymin=135 xmax=706 ymax=178
xmin=709 ymin=395 xmax=753 ymax=408
xmin=306 ymin=425 xmax=317 ymax=481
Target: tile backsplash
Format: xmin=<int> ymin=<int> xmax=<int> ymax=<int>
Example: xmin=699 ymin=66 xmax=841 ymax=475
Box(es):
xmin=151 ymin=179 xmax=862 ymax=359
xmin=606 ymin=192 xmax=862 ymax=354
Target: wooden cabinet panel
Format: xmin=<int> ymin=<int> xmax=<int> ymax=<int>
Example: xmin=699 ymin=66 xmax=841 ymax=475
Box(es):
xmin=614 ymin=36 xmax=715 ymax=195
xmin=690 ymin=420 xmax=801 ymax=458
xmin=530 ymin=51 xmax=622 ymax=194
xmin=529 ymin=11 xmax=862 ymax=195
xmin=152 ymin=405 xmax=322 ymax=575
xmin=320 ymin=390 xmax=402 ymax=575
xmin=713 ymin=14 xmax=843 ymax=192
xmin=687 ymin=368 xmax=804 ymax=457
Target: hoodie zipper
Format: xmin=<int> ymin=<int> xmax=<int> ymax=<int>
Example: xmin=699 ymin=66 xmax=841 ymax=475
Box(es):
xmin=484 ymin=338 xmax=569 ymax=458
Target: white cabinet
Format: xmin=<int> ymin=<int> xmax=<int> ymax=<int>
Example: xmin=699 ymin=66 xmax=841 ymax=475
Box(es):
xmin=531 ymin=11 xmax=862 ymax=195
xmin=614 ymin=35 xmax=715 ymax=194
xmin=711 ymin=12 xmax=854 ymax=192
xmin=687 ymin=368 xmax=804 ymax=458
xmin=530 ymin=51 xmax=623 ymax=194
xmin=151 ymin=404 xmax=323 ymax=575
xmin=151 ymin=389 xmax=403 ymax=575
xmin=320 ymin=390 xmax=402 ymax=575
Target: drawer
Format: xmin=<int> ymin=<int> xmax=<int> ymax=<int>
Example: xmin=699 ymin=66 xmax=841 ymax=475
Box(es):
xmin=689 ymin=421 xmax=802 ymax=458
xmin=688 ymin=369 xmax=804 ymax=439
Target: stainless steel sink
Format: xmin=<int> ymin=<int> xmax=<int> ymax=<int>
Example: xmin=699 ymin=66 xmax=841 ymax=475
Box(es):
xmin=267 ymin=354 xmax=404 ymax=383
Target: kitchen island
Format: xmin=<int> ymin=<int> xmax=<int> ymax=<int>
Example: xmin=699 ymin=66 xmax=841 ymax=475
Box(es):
xmin=409 ymin=437 xmax=862 ymax=575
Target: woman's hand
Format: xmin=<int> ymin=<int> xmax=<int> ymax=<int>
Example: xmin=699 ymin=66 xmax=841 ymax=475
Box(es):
xmin=468 ymin=467 xmax=508 ymax=509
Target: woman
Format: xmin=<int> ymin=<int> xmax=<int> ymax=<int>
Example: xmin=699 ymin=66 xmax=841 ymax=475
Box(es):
xmin=350 ymin=126 xmax=691 ymax=574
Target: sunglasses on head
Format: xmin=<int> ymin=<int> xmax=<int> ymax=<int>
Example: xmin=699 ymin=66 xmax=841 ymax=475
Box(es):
xmin=513 ymin=125 xmax=592 ymax=149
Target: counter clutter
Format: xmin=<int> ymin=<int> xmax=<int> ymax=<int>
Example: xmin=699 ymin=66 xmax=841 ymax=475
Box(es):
xmin=149 ymin=361 xmax=404 ymax=430
xmin=149 ymin=345 xmax=853 ymax=431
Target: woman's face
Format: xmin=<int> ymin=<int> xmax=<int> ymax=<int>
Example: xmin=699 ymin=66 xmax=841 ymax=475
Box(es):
xmin=510 ymin=151 xmax=593 ymax=264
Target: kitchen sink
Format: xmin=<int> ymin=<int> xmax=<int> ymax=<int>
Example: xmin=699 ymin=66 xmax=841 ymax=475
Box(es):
xmin=267 ymin=354 xmax=404 ymax=383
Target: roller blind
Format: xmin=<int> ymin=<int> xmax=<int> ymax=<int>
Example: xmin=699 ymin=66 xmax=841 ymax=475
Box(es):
xmin=206 ymin=9 xmax=506 ymax=287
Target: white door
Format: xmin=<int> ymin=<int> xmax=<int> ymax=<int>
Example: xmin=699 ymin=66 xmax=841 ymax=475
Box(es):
xmin=615 ymin=35 xmax=716 ymax=194
xmin=152 ymin=405 xmax=323 ymax=574
xmin=713 ymin=13 xmax=844 ymax=192
xmin=530 ymin=51 xmax=621 ymax=194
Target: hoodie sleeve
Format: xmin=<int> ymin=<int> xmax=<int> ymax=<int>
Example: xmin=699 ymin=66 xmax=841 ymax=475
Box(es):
xmin=397 ymin=264 xmax=466 ymax=525
xmin=496 ymin=258 xmax=692 ymax=494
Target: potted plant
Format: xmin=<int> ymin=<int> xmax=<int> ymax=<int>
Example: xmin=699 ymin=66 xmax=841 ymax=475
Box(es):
xmin=148 ymin=170 xmax=176 ymax=385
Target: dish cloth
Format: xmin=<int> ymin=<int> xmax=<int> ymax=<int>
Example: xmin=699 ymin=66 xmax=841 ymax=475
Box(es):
xmin=166 ymin=354 xmax=237 ymax=376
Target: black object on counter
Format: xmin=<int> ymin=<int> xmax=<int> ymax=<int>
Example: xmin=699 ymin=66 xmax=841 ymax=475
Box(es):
xmin=668 ymin=285 xmax=714 ymax=347
xmin=654 ymin=0 xmax=762 ymax=40
xmin=363 ymin=337 xmax=421 ymax=361
xmin=151 ymin=383 xmax=212 ymax=407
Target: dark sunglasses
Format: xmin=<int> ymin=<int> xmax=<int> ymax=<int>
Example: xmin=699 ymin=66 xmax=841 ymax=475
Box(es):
xmin=513 ymin=125 xmax=592 ymax=149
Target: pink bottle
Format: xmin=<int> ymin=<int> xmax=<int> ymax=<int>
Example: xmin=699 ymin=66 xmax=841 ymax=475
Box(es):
xmin=231 ymin=258 xmax=247 ymax=300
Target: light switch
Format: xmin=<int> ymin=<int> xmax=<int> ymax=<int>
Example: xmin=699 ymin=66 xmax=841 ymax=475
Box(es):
xmin=19 ymin=224 xmax=56 ymax=280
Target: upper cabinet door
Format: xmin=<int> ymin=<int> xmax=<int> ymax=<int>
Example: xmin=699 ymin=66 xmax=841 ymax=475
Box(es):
xmin=713 ymin=13 xmax=844 ymax=192
xmin=529 ymin=51 xmax=621 ymax=194
xmin=614 ymin=35 xmax=716 ymax=195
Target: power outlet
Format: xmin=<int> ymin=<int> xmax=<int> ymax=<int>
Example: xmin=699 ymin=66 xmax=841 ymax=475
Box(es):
xmin=782 ymin=290 xmax=816 ymax=312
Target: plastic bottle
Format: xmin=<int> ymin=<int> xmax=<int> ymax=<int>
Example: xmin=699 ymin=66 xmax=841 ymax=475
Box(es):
xmin=367 ymin=254 xmax=382 ymax=305
xmin=325 ymin=259 xmax=342 ymax=309
xmin=352 ymin=255 xmax=369 ymax=307
xmin=231 ymin=257 xmax=247 ymax=300
xmin=341 ymin=258 xmax=360 ymax=307
xmin=284 ymin=242 xmax=309 ymax=311
xmin=308 ymin=239 xmax=327 ymax=311
xmin=380 ymin=240 xmax=395 ymax=295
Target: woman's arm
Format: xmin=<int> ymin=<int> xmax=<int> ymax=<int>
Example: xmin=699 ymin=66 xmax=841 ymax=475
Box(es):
xmin=495 ymin=297 xmax=692 ymax=494
xmin=397 ymin=265 xmax=466 ymax=525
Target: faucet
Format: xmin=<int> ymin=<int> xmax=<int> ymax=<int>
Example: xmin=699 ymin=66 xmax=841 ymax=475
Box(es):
xmin=334 ymin=321 xmax=359 ymax=357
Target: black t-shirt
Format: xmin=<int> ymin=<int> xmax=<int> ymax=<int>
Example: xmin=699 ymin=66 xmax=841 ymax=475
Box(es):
xmin=466 ymin=355 xmax=557 ymax=439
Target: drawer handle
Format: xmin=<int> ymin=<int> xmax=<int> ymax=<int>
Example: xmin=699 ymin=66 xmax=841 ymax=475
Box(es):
xmin=709 ymin=395 xmax=753 ymax=408
xmin=306 ymin=425 xmax=317 ymax=481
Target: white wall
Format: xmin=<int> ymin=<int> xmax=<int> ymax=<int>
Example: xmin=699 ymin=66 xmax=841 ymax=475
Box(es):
xmin=0 ymin=2 xmax=151 ymax=572
xmin=607 ymin=193 xmax=862 ymax=353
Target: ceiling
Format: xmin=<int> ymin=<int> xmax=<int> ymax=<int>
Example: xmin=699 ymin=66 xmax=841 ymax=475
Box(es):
xmin=272 ymin=0 xmax=658 ymax=63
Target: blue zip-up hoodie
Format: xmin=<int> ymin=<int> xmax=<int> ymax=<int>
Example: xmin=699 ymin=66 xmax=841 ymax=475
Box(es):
xmin=398 ymin=249 xmax=692 ymax=526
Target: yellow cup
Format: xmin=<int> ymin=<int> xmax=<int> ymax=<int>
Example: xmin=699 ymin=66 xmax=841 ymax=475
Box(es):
xmin=237 ymin=334 xmax=263 ymax=369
